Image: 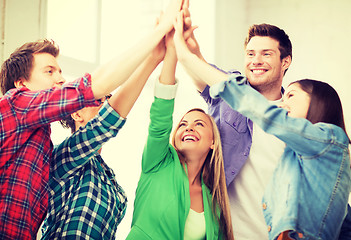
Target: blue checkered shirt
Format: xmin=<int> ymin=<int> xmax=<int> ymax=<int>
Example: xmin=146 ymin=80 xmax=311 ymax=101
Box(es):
xmin=41 ymin=101 xmax=127 ymax=240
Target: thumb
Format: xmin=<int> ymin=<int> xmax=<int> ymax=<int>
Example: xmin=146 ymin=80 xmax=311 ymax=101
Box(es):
xmin=184 ymin=26 xmax=198 ymax=40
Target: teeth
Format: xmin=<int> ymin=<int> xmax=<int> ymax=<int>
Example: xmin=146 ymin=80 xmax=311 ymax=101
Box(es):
xmin=252 ymin=69 xmax=266 ymax=74
xmin=183 ymin=135 xmax=197 ymax=141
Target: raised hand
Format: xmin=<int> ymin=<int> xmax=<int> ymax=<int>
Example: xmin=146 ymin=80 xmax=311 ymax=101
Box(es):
xmin=157 ymin=0 xmax=184 ymax=34
xmin=173 ymin=10 xmax=191 ymax=61
xmin=173 ymin=9 xmax=227 ymax=90
xmin=182 ymin=1 xmax=202 ymax=59
xmin=151 ymin=15 xmax=167 ymax=63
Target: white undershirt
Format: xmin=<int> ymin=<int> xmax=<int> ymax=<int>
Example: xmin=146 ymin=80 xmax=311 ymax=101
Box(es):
xmin=228 ymin=117 xmax=286 ymax=239
xmin=184 ymin=208 xmax=206 ymax=240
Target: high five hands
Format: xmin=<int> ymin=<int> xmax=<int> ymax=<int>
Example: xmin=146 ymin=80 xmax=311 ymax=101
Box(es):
xmin=155 ymin=0 xmax=199 ymax=61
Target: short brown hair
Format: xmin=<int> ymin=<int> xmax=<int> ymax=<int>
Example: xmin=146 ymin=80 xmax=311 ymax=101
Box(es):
xmin=245 ymin=23 xmax=292 ymax=60
xmin=0 ymin=39 xmax=60 ymax=94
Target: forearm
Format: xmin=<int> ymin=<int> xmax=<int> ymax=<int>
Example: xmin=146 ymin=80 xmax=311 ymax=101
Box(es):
xmin=52 ymin=103 xmax=125 ymax=179
xmin=178 ymin=50 xmax=227 ymax=87
xmin=108 ymin=55 xmax=161 ymax=118
xmin=91 ymin=27 xmax=166 ymax=99
xmin=159 ymin=49 xmax=177 ymax=86
xmin=143 ymin=97 xmax=174 ymax=173
xmin=21 ymin=75 xmax=97 ymax=127
xmin=183 ymin=54 xmax=208 ymax=92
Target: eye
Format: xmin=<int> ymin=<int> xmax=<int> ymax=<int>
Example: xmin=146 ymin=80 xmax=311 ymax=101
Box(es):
xmin=286 ymin=93 xmax=294 ymax=99
xmin=45 ymin=68 xmax=54 ymax=75
xmin=179 ymin=123 xmax=186 ymax=128
xmin=196 ymin=122 xmax=204 ymax=127
xmin=247 ymin=52 xmax=254 ymax=57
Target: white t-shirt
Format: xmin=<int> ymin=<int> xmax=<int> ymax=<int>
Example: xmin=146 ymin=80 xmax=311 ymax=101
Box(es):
xmin=184 ymin=208 xmax=206 ymax=240
xmin=228 ymin=121 xmax=286 ymax=239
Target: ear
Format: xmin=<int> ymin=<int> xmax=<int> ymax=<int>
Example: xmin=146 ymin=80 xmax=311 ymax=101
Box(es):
xmin=14 ymin=77 xmax=27 ymax=89
xmin=282 ymin=55 xmax=292 ymax=71
xmin=71 ymin=111 xmax=84 ymax=123
xmin=210 ymin=141 xmax=214 ymax=150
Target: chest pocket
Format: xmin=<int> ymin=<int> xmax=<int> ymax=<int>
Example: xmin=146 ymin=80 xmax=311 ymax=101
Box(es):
xmin=220 ymin=104 xmax=249 ymax=145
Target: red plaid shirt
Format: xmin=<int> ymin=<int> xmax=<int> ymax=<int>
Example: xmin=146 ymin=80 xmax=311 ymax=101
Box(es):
xmin=0 ymin=74 xmax=98 ymax=240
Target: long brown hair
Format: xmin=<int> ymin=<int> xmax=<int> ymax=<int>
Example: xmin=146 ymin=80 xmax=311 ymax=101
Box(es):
xmin=171 ymin=108 xmax=234 ymax=240
xmin=291 ymin=79 xmax=350 ymax=143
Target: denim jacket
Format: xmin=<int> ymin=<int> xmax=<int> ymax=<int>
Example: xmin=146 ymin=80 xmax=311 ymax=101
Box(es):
xmin=210 ymin=75 xmax=351 ymax=239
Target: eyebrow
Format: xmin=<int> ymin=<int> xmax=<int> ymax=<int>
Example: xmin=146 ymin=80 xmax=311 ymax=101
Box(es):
xmin=44 ymin=65 xmax=62 ymax=72
xmin=285 ymin=89 xmax=298 ymax=96
xmin=246 ymin=49 xmax=276 ymax=53
xmin=180 ymin=119 xmax=207 ymax=125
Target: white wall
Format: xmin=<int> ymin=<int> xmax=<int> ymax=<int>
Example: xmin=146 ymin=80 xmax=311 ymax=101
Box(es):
xmin=0 ymin=0 xmax=45 ymax=59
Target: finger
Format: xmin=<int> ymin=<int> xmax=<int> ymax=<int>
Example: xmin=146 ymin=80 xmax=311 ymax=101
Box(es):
xmin=154 ymin=17 xmax=160 ymax=28
xmin=184 ymin=16 xmax=192 ymax=28
xmin=174 ymin=11 xmax=184 ymax=33
xmin=186 ymin=38 xmax=197 ymax=49
xmin=183 ymin=6 xmax=191 ymax=18
xmin=184 ymin=26 xmax=198 ymax=40
xmin=182 ymin=0 xmax=189 ymax=9
xmin=155 ymin=11 xmax=164 ymax=27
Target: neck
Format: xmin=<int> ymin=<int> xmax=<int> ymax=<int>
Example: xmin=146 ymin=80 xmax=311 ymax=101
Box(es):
xmin=183 ymin=154 xmax=205 ymax=186
xmin=255 ymin=83 xmax=282 ymax=101
xmin=250 ymin=76 xmax=283 ymax=101
xmin=263 ymin=89 xmax=282 ymax=101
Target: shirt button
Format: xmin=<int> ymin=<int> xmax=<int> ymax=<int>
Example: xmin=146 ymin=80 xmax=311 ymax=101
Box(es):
xmin=267 ymin=226 xmax=271 ymax=232
xmin=231 ymin=170 xmax=235 ymax=175
xmin=262 ymin=203 xmax=267 ymax=210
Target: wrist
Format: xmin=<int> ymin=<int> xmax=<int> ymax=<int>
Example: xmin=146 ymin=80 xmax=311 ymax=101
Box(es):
xmin=165 ymin=48 xmax=177 ymax=59
xmin=146 ymin=54 xmax=163 ymax=66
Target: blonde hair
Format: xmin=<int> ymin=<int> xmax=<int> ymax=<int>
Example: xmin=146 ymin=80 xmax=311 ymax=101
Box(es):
xmin=171 ymin=108 xmax=234 ymax=240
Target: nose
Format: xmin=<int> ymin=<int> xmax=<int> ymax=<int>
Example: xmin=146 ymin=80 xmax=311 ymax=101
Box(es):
xmin=185 ymin=124 xmax=194 ymax=132
xmin=277 ymin=101 xmax=286 ymax=109
xmin=55 ymin=74 xmax=66 ymax=86
xmin=252 ymin=54 xmax=263 ymax=65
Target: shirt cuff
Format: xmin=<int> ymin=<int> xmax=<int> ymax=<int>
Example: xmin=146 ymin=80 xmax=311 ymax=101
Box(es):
xmin=98 ymin=101 xmax=126 ymax=128
xmin=154 ymin=77 xmax=178 ymax=99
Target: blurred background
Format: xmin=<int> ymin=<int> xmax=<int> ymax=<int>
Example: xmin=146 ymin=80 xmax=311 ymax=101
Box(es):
xmin=1 ymin=0 xmax=350 ymax=239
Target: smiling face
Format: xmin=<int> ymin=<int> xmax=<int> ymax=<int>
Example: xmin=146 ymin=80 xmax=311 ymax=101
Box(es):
xmin=244 ymin=36 xmax=291 ymax=99
xmin=279 ymin=83 xmax=311 ymax=119
xmin=15 ymin=53 xmax=65 ymax=91
xmin=174 ymin=110 xmax=214 ymax=159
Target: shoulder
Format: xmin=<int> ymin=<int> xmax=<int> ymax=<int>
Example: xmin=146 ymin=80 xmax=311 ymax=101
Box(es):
xmin=315 ymin=122 xmax=349 ymax=147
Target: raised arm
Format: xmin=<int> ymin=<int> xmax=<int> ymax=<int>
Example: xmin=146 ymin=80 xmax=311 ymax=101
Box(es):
xmin=90 ymin=0 xmax=183 ymax=99
xmin=159 ymin=29 xmax=177 ymax=86
xmin=173 ymin=10 xmax=228 ymax=89
xmin=108 ymin=33 xmax=165 ymax=118
xmin=180 ymin=1 xmax=208 ymax=92
xmin=141 ymin=28 xmax=179 ymax=172
xmin=52 ymin=25 xmax=168 ymax=179
xmin=210 ymin=75 xmax=343 ymax=156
